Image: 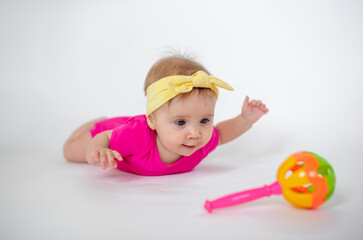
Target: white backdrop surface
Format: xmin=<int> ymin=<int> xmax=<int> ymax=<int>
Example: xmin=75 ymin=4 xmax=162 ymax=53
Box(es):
xmin=1 ymin=0 xmax=362 ymax=239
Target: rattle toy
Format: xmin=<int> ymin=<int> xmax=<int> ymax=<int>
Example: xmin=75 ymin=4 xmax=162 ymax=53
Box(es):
xmin=204 ymin=151 xmax=335 ymax=213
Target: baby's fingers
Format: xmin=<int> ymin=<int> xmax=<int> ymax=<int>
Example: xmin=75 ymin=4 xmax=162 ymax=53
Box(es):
xmin=100 ymin=150 xmax=108 ymax=169
xmin=112 ymin=151 xmax=123 ymax=161
xmin=257 ymin=102 xmax=268 ymax=112
xmin=243 ymin=96 xmax=249 ymax=105
xmin=106 ymin=151 xmax=117 ymax=169
xmin=92 ymin=150 xmax=100 ymax=162
xmin=251 ymin=100 xmax=268 ymax=111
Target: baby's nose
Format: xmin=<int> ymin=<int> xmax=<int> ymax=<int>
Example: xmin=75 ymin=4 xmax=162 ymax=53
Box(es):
xmin=187 ymin=126 xmax=201 ymax=139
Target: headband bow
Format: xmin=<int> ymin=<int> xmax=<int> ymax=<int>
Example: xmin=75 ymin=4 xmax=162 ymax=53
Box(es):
xmin=167 ymin=71 xmax=232 ymax=93
xmin=146 ymin=71 xmax=233 ymax=116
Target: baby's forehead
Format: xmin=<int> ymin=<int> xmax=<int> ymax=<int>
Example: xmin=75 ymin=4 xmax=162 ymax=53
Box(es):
xmin=172 ymin=91 xmax=215 ymax=104
xmin=171 ymin=89 xmax=216 ymax=103
xmin=165 ymin=92 xmax=216 ymax=116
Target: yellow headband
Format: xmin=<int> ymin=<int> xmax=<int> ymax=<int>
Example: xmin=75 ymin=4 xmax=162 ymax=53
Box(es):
xmin=146 ymin=71 xmax=233 ymax=116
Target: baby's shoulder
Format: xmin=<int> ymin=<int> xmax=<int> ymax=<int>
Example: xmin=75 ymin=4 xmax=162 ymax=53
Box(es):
xmin=113 ymin=115 xmax=154 ymax=143
xmin=123 ymin=115 xmax=150 ymax=133
xmin=110 ymin=115 xmax=155 ymax=156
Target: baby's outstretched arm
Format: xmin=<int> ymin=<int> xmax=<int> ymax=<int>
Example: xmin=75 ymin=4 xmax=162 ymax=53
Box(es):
xmin=216 ymin=96 xmax=268 ymax=145
xmin=86 ymin=130 xmax=123 ymax=169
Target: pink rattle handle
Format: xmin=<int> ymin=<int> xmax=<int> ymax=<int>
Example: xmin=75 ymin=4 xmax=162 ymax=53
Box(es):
xmin=204 ymin=181 xmax=282 ymax=213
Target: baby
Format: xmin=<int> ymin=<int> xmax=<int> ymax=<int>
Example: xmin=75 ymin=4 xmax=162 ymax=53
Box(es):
xmin=63 ymin=56 xmax=268 ymax=176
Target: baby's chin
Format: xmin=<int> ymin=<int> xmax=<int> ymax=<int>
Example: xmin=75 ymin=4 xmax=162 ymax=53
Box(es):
xmin=180 ymin=144 xmax=203 ymax=156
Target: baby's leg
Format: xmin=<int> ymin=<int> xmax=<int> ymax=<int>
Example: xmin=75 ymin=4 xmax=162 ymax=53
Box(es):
xmin=63 ymin=117 xmax=106 ymax=163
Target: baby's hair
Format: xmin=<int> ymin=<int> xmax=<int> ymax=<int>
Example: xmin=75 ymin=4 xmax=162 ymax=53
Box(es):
xmin=144 ymin=54 xmax=211 ymax=95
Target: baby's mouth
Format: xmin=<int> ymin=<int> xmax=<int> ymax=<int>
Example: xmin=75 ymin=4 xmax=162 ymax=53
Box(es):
xmin=182 ymin=144 xmax=197 ymax=149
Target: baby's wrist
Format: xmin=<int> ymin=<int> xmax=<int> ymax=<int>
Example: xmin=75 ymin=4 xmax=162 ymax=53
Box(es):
xmin=239 ymin=114 xmax=254 ymax=127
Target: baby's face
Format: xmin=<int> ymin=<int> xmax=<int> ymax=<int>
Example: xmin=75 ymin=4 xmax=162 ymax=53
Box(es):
xmin=149 ymin=90 xmax=217 ymax=163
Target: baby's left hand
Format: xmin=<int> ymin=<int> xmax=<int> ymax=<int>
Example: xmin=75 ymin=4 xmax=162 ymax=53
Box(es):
xmin=241 ymin=96 xmax=268 ymax=124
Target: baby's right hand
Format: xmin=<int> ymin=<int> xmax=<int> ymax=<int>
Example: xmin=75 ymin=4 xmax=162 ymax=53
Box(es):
xmin=87 ymin=148 xmax=123 ymax=169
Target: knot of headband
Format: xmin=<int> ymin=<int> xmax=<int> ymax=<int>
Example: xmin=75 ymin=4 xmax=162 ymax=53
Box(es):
xmin=146 ymin=71 xmax=233 ymax=116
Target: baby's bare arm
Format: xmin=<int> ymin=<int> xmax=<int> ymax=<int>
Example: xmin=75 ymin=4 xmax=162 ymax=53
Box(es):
xmin=216 ymin=115 xmax=253 ymax=145
xmin=86 ymin=130 xmax=123 ymax=169
xmin=216 ymin=96 xmax=268 ymax=145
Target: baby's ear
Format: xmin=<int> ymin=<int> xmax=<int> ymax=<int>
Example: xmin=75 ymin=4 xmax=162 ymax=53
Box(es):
xmin=146 ymin=114 xmax=156 ymax=130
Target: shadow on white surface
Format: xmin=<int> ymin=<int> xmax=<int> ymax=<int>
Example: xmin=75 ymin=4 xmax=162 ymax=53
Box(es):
xmin=0 ymin=149 xmax=361 ymax=240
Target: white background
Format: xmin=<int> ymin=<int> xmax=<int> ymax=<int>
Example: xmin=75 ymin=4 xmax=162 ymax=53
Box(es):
xmin=1 ymin=0 xmax=362 ymax=239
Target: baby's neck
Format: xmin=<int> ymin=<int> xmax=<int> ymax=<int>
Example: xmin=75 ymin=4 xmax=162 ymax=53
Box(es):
xmin=156 ymin=137 xmax=182 ymax=165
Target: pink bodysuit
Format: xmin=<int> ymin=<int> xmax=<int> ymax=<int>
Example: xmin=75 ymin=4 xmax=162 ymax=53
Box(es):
xmin=90 ymin=115 xmax=219 ymax=176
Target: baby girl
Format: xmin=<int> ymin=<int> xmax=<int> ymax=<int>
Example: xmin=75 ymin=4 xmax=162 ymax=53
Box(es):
xmin=63 ymin=55 xmax=268 ymax=176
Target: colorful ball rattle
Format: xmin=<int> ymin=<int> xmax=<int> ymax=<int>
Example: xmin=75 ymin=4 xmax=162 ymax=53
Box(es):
xmin=204 ymin=151 xmax=336 ymax=213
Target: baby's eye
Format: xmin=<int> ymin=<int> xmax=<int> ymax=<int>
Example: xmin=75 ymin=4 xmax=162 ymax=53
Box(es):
xmin=175 ymin=120 xmax=186 ymax=126
xmin=200 ymin=118 xmax=210 ymax=124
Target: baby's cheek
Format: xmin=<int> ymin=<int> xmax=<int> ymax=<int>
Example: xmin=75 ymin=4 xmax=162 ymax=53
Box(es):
xmin=203 ymin=128 xmax=214 ymax=144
